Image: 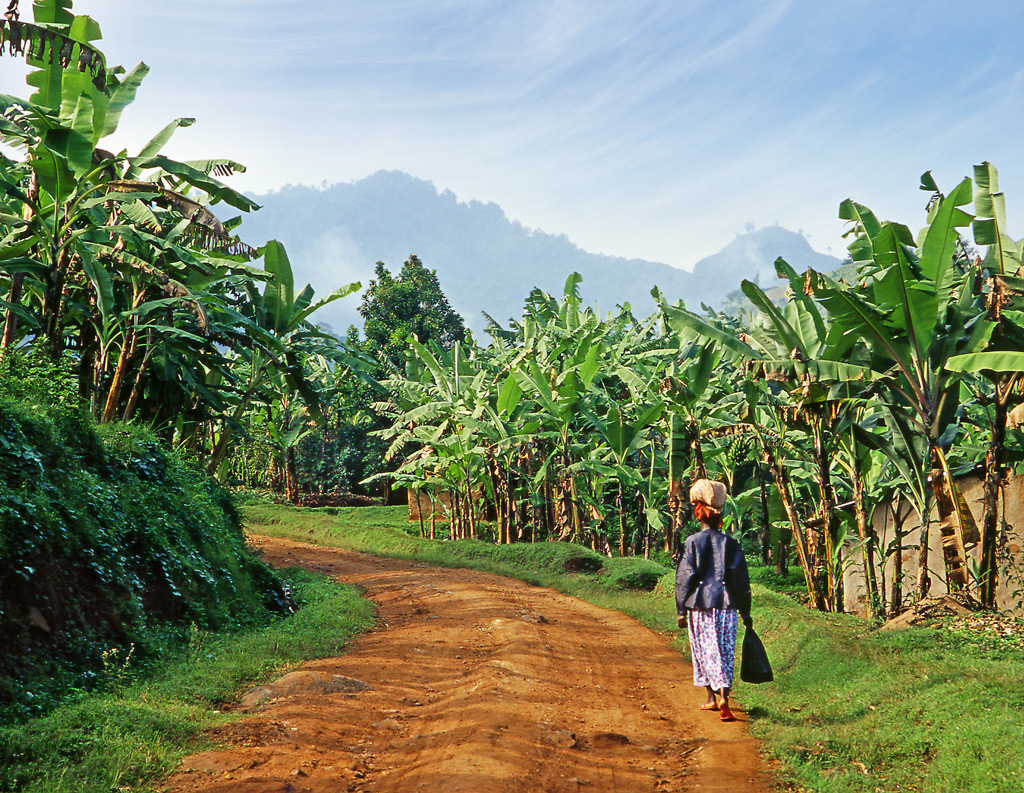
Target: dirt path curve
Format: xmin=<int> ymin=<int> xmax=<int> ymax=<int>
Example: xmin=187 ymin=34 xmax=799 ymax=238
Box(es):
xmin=163 ymin=536 xmax=772 ymax=793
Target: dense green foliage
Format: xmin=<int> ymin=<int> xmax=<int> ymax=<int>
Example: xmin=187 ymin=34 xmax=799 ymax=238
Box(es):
xmin=0 ymin=1 xmax=362 ymax=504
xmin=245 ymin=503 xmax=1024 ymax=793
xmin=357 ymin=255 xmax=469 ymax=368
xmin=0 ymin=353 xmax=289 ymax=722
xmin=366 ymin=168 xmax=1024 ymax=621
xmin=0 ymin=568 xmax=373 ymax=793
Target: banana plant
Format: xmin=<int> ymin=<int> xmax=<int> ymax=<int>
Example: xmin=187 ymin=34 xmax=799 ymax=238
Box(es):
xmin=509 ymin=275 xmax=607 ymax=541
xmin=738 ymin=260 xmax=877 ymax=612
xmin=206 ymin=241 xmax=359 ymax=476
xmin=0 ymin=0 xmax=268 ymax=439
xmin=810 ymin=177 xmax=991 ymax=595
xmin=579 ymin=399 xmax=664 ymax=555
xmin=372 ymin=336 xmax=496 ymax=538
xmin=944 ymin=162 xmax=1024 ymax=605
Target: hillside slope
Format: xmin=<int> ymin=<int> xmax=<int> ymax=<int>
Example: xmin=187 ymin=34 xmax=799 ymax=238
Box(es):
xmin=0 ymin=361 xmax=288 ymax=721
xmin=238 ymin=171 xmax=841 ymax=333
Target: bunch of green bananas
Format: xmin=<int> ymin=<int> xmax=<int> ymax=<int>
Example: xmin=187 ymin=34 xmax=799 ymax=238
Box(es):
xmin=725 ymin=434 xmax=756 ymax=468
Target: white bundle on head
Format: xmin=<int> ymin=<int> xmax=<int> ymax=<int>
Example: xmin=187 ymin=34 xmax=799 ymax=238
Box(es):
xmin=689 ymin=479 xmax=727 ymax=510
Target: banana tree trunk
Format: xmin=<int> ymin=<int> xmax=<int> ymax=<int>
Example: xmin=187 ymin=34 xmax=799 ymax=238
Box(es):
xmin=414 ymin=489 xmax=426 ymax=538
xmin=776 ymin=532 xmax=789 ymax=577
xmin=569 ymin=468 xmax=582 ymax=543
xmin=451 ymin=488 xmax=462 ymax=540
xmin=121 ymin=346 xmax=153 ymax=422
xmin=917 ymin=519 xmax=931 ymax=601
xmin=101 ymin=331 xmax=133 ymax=422
xmin=268 ymin=456 xmax=283 ymax=494
xmin=284 ymin=445 xmax=300 ymax=504
xmin=638 ymin=491 xmax=651 ymax=559
xmin=666 ymin=477 xmax=685 ymax=557
xmin=764 ymin=446 xmax=823 ymax=610
xmin=812 ymin=420 xmax=838 ymax=611
xmin=0 ymin=274 xmax=24 ymax=353
xmin=513 ymin=462 xmax=526 ymax=542
xmin=552 ymin=457 xmax=574 ymax=541
xmin=666 ymin=413 xmax=689 ymax=558
xmin=430 ymin=490 xmax=437 ymax=540
xmin=42 ymin=249 xmax=73 ymax=358
xmin=510 ymin=454 xmax=526 ymax=543
xmin=692 ymin=430 xmax=708 ymax=480
xmin=929 ymin=447 xmax=976 ymax=593
xmin=851 ymin=461 xmax=880 ymax=620
xmin=467 ymin=484 xmax=478 ymax=540
xmin=889 ymin=500 xmax=912 ymax=616
xmin=979 ymin=377 xmax=1014 ymax=607
xmin=102 ymin=309 xmax=148 ymax=423
xmin=491 ymin=458 xmax=507 ymax=544
xmin=545 ymin=474 xmax=557 ymax=541
xmin=617 ymin=479 xmax=627 ymax=557
xmin=2 ymin=174 xmax=38 ymax=354
xmin=758 ymin=469 xmax=771 ymax=566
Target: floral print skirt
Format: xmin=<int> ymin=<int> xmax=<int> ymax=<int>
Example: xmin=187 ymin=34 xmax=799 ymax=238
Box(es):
xmin=687 ymin=608 xmax=738 ymax=691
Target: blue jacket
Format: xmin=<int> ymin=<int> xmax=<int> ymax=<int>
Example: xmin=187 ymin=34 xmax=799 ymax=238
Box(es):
xmin=675 ymin=528 xmax=751 ymax=615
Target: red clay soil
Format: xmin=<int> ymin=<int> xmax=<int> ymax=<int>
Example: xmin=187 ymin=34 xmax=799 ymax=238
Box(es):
xmin=161 ymin=536 xmax=773 ymax=793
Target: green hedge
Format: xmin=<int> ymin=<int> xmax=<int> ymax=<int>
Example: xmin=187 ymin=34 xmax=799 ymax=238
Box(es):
xmin=599 ymin=557 xmax=670 ymax=591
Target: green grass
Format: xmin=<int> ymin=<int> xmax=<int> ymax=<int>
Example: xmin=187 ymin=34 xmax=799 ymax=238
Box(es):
xmin=244 ymin=503 xmax=1024 ymax=793
xmin=0 ymin=569 xmax=374 ymax=793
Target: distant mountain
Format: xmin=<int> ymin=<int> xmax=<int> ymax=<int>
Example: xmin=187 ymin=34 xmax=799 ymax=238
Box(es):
xmin=238 ymin=171 xmax=841 ymax=335
xmin=689 ymin=226 xmax=842 ymax=304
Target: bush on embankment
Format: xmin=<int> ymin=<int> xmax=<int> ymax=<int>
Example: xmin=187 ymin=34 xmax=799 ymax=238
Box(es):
xmin=0 ymin=371 xmax=290 ymax=723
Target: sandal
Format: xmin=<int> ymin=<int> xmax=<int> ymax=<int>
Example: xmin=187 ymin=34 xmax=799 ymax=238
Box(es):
xmin=719 ymin=703 xmax=735 ymax=721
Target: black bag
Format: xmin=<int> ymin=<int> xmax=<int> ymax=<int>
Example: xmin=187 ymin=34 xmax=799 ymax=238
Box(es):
xmin=740 ymin=626 xmax=773 ymax=684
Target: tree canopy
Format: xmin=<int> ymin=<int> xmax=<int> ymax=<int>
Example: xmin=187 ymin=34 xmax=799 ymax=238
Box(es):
xmin=357 ymin=255 xmax=468 ymax=368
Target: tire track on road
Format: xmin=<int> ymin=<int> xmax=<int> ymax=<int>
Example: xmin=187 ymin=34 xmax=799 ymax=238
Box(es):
xmin=162 ymin=536 xmax=771 ymax=793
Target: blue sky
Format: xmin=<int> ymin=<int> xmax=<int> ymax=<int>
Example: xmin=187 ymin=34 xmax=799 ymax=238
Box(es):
xmin=4 ymin=0 xmax=1024 ymax=268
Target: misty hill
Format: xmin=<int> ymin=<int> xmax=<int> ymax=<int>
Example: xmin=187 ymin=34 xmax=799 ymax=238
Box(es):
xmin=238 ymin=171 xmax=841 ymax=335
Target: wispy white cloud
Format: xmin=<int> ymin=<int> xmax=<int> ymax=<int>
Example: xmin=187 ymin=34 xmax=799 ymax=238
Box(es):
xmin=4 ymin=0 xmax=1024 ymax=266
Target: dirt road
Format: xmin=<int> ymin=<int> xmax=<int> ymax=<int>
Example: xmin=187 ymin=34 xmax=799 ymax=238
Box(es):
xmin=163 ymin=536 xmax=771 ymax=793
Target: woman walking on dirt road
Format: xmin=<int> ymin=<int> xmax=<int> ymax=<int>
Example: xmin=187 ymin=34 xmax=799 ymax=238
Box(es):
xmin=675 ymin=479 xmax=752 ymax=722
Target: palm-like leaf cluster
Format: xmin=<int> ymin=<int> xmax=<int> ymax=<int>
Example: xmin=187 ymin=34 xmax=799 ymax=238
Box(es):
xmin=0 ymin=1 xmax=361 ymax=497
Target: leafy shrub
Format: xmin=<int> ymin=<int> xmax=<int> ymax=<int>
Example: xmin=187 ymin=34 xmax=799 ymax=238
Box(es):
xmin=0 ymin=347 xmax=78 ymax=409
xmin=600 ymin=557 xmax=670 ymax=591
xmin=0 ymin=391 xmax=288 ymax=723
xmin=749 ymin=562 xmax=808 ymax=597
xmin=490 ymin=541 xmax=605 ymax=574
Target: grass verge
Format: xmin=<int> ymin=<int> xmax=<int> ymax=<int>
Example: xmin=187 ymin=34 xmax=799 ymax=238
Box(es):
xmin=0 ymin=569 xmax=374 ymax=793
xmin=244 ymin=503 xmax=1024 ymax=793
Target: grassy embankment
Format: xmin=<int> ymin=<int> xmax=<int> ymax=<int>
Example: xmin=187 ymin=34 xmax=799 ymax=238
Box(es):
xmin=244 ymin=502 xmax=1024 ymax=793
xmin=0 ymin=355 xmax=375 ymax=792
xmin=0 ymin=570 xmax=373 ymax=793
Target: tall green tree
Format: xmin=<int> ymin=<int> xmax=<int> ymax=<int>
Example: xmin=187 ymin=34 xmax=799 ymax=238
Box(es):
xmin=358 ymin=254 xmax=468 ymax=368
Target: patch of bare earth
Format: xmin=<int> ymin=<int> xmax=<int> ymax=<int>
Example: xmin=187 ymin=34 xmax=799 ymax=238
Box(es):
xmin=161 ymin=536 xmax=772 ymax=793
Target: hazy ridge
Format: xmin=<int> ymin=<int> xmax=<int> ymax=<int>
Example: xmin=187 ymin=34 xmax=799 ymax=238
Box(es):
xmin=238 ymin=170 xmax=841 ymax=334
